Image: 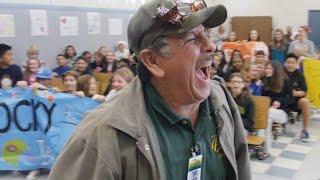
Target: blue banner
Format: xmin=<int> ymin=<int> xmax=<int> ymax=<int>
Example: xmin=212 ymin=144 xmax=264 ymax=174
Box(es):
xmin=0 ymin=88 xmax=100 ymax=170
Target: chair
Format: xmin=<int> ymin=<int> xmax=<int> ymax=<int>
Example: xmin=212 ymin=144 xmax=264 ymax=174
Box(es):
xmin=50 ymin=77 xmax=65 ymax=91
xmin=247 ymin=96 xmax=271 ymax=159
xmin=93 ymin=72 xmax=112 ymax=95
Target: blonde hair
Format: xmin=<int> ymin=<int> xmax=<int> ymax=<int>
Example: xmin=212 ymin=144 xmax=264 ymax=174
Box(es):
xmin=26 ymin=44 xmax=39 ymax=54
xmin=62 ymin=70 xmax=80 ymax=81
xmin=77 ymin=74 xmax=96 ymax=97
xmin=116 ymin=41 xmax=128 ymax=47
xmin=113 ymin=67 xmax=134 ymax=83
xmin=23 ymin=58 xmax=41 ymax=82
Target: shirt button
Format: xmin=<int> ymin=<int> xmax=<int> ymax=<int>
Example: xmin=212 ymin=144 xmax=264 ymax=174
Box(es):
xmin=182 ymin=120 xmax=188 ymax=125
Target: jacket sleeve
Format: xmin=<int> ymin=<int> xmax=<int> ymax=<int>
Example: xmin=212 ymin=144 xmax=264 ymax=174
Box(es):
xmin=48 ymin=134 xmax=115 ymax=180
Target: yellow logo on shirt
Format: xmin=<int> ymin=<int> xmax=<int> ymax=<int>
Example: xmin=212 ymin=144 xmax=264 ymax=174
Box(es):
xmin=211 ymin=135 xmax=224 ymax=158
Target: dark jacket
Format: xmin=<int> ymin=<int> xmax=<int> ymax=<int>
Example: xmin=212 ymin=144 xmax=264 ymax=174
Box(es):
xmin=234 ymin=95 xmax=255 ymax=132
xmin=262 ymin=78 xmax=291 ymax=110
xmin=285 ymin=69 xmax=307 ymax=105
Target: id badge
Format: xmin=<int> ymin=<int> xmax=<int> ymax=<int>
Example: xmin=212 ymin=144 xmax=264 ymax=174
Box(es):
xmin=187 ymin=155 xmax=203 ymax=180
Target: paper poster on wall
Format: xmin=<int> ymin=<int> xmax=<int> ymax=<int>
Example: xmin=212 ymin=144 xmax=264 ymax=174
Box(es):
xmin=108 ymin=18 xmax=123 ymax=36
xmin=30 ymin=10 xmax=48 ymax=36
xmin=59 ymin=16 xmax=79 ymax=36
xmin=0 ymin=14 xmax=15 ymax=37
xmin=87 ymin=12 xmax=101 ymax=35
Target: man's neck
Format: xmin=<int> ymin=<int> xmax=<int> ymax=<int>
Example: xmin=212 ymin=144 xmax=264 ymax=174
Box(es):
xmin=150 ymin=81 xmax=201 ymax=128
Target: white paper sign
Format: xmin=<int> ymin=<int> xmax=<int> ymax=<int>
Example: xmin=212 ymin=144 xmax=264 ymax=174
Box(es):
xmin=30 ymin=10 xmax=48 ymax=36
xmin=0 ymin=14 xmax=15 ymax=37
xmin=108 ymin=18 xmax=123 ymax=36
xmin=60 ymin=16 xmax=79 ymax=36
xmin=87 ymin=12 xmax=101 ymax=35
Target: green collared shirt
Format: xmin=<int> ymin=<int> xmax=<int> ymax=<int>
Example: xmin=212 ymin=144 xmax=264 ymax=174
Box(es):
xmin=143 ymin=83 xmax=234 ymax=180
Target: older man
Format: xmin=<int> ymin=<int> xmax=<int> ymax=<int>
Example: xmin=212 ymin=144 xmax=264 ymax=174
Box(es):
xmin=48 ymin=0 xmax=251 ymax=180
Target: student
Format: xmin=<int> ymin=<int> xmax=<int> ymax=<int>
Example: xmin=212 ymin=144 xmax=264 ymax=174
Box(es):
xmin=288 ymin=26 xmax=317 ymax=58
xmin=105 ymin=51 xmax=117 ymax=73
xmin=249 ymin=29 xmax=269 ymax=62
xmin=0 ymin=44 xmax=23 ymax=87
xmin=284 ymin=53 xmax=311 ymax=141
xmin=115 ymin=41 xmax=130 ymax=60
xmin=210 ymin=62 xmax=226 ymax=85
xmin=64 ymin=45 xmax=77 ymax=67
xmin=285 ymin=26 xmax=293 ymax=42
xmin=23 ymin=58 xmax=41 ymax=85
xmin=77 ymin=74 xmax=105 ymax=102
xmin=228 ymin=31 xmax=237 ymax=42
xmin=76 ymin=57 xmax=92 ymax=75
xmin=91 ymin=51 xmax=107 ymax=73
xmin=228 ymin=73 xmax=255 ymax=134
xmin=104 ymin=68 xmax=134 ymax=101
xmin=261 ymin=60 xmax=289 ymax=159
xmin=53 ymin=54 xmax=71 ymax=77
xmin=62 ymin=70 xmax=80 ymax=94
xmin=247 ymin=63 xmax=264 ymax=96
xmin=214 ymin=50 xmax=228 ymax=77
xmin=115 ymin=58 xmax=131 ymax=70
xmin=98 ymin=46 xmax=109 ymax=58
xmin=224 ymin=50 xmax=244 ymax=80
xmin=81 ymin=51 xmax=92 ymax=62
xmin=269 ymin=29 xmax=289 ymax=65
xmin=25 ymin=44 xmax=45 ymax=68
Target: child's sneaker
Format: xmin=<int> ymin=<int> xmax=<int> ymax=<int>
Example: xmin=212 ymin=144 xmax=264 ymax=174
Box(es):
xmin=26 ymin=169 xmax=41 ymax=180
xmin=300 ymin=130 xmax=310 ymax=142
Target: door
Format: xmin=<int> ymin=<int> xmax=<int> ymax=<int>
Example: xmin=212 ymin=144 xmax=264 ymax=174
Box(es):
xmin=309 ymin=10 xmax=320 ymax=50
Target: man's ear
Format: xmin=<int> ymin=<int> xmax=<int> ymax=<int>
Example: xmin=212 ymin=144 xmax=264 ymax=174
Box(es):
xmin=139 ymin=49 xmax=164 ymax=78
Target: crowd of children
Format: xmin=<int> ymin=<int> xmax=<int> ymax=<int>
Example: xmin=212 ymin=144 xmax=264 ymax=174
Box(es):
xmin=208 ymin=26 xmax=318 ymax=161
xmin=0 ymin=26 xmax=319 ymax=179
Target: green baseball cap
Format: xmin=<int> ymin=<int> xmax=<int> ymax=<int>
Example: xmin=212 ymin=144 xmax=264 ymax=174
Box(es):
xmin=127 ymin=0 xmax=227 ymax=56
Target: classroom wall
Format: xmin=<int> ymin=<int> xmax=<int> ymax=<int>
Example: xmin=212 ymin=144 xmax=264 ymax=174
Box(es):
xmin=207 ymin=0 xmax=320 ymax=34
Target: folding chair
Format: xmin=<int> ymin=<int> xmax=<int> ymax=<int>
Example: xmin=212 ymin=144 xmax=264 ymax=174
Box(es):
xmin=247 ymin=96 xmax=271 ymax=159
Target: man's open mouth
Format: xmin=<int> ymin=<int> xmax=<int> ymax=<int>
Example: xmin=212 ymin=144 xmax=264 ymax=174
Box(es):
xmin=196 ymin=65 xmax=210 ymax=80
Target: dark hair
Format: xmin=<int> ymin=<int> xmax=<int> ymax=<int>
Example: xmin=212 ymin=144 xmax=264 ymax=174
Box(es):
xmin=57 ymin=54 xmax=65 ymax=58
xmin=228 ymin=73 xmax=251 ymax=100
xmin=230 ymin=50 xmax=243 ymax=66
xmin=64 ymin=45 xmax=77 ymax=59
xmin=248 ymin=29 xmax=260 ymax=41
xmin=116 ymin=58 xmax=130 ymax=69
xmin=255 ymin=50 xmax=265 ymax=56
xmin=81 ymin=51 xmax=91 ymax=56
xmin=263 ymin=61 xmax=286 ymax=93
xmin=0 ymin=44 xmax=12 ymax=58
xmin=216 ymin=50 xmax=227 ymax=67
xmin=285 ymin=53 xmax=298 ymax=62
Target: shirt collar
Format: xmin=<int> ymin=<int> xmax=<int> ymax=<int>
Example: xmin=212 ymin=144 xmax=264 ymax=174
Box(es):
xmin=143 ymin=82 xmax=212 ymax=124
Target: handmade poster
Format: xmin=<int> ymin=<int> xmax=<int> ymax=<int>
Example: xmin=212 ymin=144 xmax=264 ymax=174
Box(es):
xmin=30 ymin=10 xmax=49 ymax=36
xmin=87 ymin=12 xmax=101 ymax=35
xmin=59 ymin=16 xmax=79 ymax=36
xmin=0 ymin=88 xmax=100 ymax=170
xmin=108 ymin=18 xmax=123 ymax=36
xmin=0 ymin=14 xmax=15 ymax=37
xmin=303 ymin=58 xmax=320 ymax=108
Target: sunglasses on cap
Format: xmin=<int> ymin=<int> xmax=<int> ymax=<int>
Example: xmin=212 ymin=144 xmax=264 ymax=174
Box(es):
xmin=155 ymin=0 xmax=207 ymax=25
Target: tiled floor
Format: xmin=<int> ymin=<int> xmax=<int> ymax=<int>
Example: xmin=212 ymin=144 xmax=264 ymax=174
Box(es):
xmin=1 ymin=110 xmax=320 ymax=180
xmin=252 ymin=109 xmax=320 ymax=180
